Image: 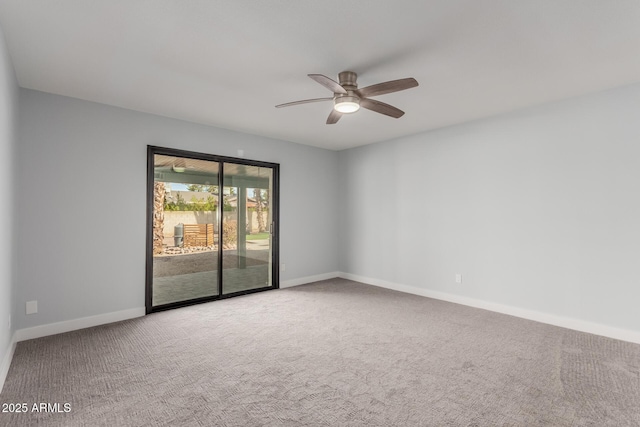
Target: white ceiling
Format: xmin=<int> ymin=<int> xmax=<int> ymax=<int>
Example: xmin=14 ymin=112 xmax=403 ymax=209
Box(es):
xmin=1 ymin=1 xmax=640 ymax=151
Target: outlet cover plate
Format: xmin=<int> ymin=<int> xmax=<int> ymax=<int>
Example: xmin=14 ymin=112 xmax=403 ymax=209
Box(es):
xmin=26 ymin=300 xmax=38 ymax=315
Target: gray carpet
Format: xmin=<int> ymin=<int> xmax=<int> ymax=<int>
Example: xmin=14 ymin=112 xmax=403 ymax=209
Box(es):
xmin=1 ymin=278 xmax=639 ymax=426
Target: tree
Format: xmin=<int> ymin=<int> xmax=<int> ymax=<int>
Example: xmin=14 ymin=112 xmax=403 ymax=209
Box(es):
xmin=254 ymin=188 xmax=266 ymax=232
xmin=152 ymin=182 xmax=166 ymax=255
xmin=186 ymin=184 xmax=204 ymax=192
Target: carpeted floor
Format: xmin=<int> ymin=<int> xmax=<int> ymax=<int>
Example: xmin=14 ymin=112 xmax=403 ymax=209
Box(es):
xmin=1 ymin=278 xmax=639 ymax=426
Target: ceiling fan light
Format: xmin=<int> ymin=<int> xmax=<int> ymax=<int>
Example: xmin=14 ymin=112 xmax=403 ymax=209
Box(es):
xmin=334 ymin=96 xmax=360 ymax=113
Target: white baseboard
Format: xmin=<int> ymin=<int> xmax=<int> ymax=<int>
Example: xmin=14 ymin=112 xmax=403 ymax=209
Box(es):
xmin=339 ymin=272 xmax=640 ymax=345
xmin=15 ymin=307 xmax=146 ymax=343
xmin=0 ymin=332 xmax=17 ymax=393
xmin=280 ymin=271 xmax=340 ymax=289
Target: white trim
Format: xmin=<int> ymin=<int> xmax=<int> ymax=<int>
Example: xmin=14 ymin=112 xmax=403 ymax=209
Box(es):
xmin=339 ymin=272 xmax=640 ymax=345
xmin=0 ymin=332 xmax=17 ymax=393
xmin=280 ymin=271 xmax=340 ymax=289
xmin=15 ymin=307 xmax=146 ymax=342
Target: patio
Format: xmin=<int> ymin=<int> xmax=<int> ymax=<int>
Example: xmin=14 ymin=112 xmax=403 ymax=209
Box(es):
xmin=152 ymin=243 xmax=270 ymax=306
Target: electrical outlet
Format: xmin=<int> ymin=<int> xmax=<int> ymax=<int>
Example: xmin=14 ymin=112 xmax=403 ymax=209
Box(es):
xmin=281 ymin=263 xmax=286 ymax=272
xmin=455 ymin=274 xmax=462 ymax=284
xmin=26 ymin=300 xmax=38 ymax=315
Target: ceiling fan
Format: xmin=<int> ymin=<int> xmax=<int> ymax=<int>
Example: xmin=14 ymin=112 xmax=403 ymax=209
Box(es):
xmin=275 ymin=71 xmax=418 ymax=124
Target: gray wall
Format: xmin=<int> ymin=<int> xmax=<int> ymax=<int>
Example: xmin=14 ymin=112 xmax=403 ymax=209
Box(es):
xmin=15 ymin=89 xmax=339 ymax=329
xmin=339 ymin=82 xmax=640 ymax=333
xmin=0 ymin=23 xmax=17 ymax=366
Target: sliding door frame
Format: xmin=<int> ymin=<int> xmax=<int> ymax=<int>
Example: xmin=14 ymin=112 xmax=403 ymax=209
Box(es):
xmin=145 ymin=145 xmax=280 ymax=314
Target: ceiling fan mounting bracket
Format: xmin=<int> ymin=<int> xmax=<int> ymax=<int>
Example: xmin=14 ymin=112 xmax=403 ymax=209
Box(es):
xmin=338 ymin=71 xmax=358 ymax=89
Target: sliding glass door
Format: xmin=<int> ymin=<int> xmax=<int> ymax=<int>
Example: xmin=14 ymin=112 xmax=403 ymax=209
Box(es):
xmin=149 ymin=153 xmax=220 ymax=307
xmin=146 ymin=146 xmax=279 ymax=313
xmin=222 ymin=163 xmax=274 ymax=294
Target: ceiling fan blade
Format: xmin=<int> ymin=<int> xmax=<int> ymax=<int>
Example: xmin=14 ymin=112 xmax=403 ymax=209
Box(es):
xmin=308 ymin=74 xmax=347 ymax=94
xmin=326 ymin=109 xmax=342 ymax=124
xmin=360 ymin=98 xmax=405 ymax=118
xmin=275 ymin=98 xmax=333 ymax=108
xmin=356 ymin=78 xmax=418 ymax=98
